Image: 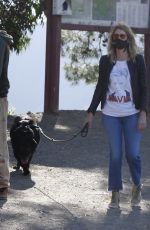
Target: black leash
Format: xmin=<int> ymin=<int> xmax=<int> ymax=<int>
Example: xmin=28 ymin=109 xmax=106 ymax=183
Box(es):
xmin=39 ymin=122 xmax=89 ymax=142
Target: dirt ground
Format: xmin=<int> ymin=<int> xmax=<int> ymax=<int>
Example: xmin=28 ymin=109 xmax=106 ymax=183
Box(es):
xmin=0 ymin=110 xmax=150 ymax=230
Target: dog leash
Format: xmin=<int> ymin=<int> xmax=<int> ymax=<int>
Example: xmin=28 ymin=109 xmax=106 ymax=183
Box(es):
xmin=39 ymin=122 xmax=89 ymax=142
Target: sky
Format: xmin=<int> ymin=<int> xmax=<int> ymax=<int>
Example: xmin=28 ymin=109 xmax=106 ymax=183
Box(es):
xmin=8 ymin=24 xmax=95 ymax=115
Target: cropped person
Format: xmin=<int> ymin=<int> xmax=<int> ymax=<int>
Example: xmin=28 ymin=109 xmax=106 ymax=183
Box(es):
xmin=0 ymin=30 xmax=13 ymax=200
xmin=87 ymin=22 xmax=148 ymax=208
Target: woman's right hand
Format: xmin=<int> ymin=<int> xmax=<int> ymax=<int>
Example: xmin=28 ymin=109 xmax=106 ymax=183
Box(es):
xmin=86 ymin=112 xmax=94 ymax=128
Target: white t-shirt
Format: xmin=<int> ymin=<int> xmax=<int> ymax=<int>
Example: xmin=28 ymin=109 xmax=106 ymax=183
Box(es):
xmin=102 ymin=60 xmax=139 ymax=117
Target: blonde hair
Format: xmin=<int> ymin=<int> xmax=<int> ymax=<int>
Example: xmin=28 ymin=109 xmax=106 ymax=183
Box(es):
xmin=107 ymin=22 xmax=138 ymax=61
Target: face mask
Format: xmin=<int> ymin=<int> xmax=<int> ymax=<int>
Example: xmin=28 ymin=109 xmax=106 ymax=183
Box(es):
xmin=112 ymin=39 xmax=129 ymax=50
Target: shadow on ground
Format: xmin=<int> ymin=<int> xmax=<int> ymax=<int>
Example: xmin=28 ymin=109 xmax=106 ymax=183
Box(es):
xmin=2 ymin=111 xmax=149 ymax=230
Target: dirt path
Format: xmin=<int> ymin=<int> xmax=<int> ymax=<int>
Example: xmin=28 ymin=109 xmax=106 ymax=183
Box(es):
xmin=0 ymin=111 xmax=150 ymax=230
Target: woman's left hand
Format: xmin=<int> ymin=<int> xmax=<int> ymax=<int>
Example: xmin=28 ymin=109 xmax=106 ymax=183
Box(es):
xmin=138 ymin=111 xmax=147 ymax=131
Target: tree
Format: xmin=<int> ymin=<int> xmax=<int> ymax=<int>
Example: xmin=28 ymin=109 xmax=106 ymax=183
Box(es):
xmin=0 ymin=0 xmax=44 ymax=53
xmin=61 ymin=30 xmax=108 ymax=85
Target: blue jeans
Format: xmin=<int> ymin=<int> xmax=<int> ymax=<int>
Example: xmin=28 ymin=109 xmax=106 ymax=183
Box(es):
xmin=102 ymin=113 xmax=142 ymax=191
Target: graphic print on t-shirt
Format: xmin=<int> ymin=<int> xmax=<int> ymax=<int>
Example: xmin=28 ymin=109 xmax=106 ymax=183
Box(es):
xmin=102 ymin=61 xmax=139 ymax=117
xmin=108 ymin=62 xmax=131 ymax=104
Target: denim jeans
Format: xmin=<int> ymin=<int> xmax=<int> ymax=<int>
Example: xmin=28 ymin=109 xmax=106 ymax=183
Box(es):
xmin=0 ymin=98 xmax=9 ymax=188
xmin=102 ymin=113 xmax=142 ymax=191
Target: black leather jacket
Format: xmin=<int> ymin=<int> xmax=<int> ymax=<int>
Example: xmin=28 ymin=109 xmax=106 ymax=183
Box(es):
xmin=0 ymin=31 xmax=13 ymax=98
xmin=87 ymin=54 xmax=148 ymax=114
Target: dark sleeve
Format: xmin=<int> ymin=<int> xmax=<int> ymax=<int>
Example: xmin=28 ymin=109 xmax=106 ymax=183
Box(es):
xmin=0 ymin=39 xmax=6 ymax=77
xmin=0 ymin=44 xmax=10 ymax=97
xmin=87 ymin=56 xmax=105 ymax=114
xmin=0 ymin=42 xmax=10 ymax=98
xmin=3 ymin=45 xmax=10 ymax=79
xmin=137 ymin=54 xmax=148 ymax=112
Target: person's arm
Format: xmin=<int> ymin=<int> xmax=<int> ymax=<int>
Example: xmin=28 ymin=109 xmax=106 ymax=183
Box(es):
xmin=86 ymin=56 xmax=106 ymax=127
xmin=87 ymin=56 xmax=105 ymax=115
xmin=138 ymin=110 xmax=147 ymax=131
xmin=137 ymin=55 xmax=148 ymax=131
xmin=3 ymin=45 xmax=10 ymax=80
xmin=0 ymin=39 xmax=6 ymax=77
xmin=0 ymin=45 xmax=10 ymax=97
xmin=138 ymin=54 xmax=148 ymax=113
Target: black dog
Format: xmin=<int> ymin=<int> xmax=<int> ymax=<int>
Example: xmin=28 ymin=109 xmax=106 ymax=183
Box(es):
xmin=10 ymin=116 xmax=40 ymax=175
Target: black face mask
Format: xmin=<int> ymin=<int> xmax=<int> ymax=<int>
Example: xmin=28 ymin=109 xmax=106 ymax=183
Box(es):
xmin=112 ymin=39 xmax=129 ymax=50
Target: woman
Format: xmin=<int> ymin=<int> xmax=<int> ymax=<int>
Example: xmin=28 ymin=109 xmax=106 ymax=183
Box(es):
xmin=87 ymin=22 xmax=148 ymax=208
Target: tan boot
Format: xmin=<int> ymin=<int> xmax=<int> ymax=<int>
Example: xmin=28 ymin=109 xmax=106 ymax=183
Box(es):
xmin=109 ymin=191 xmax=120 ymax=208
xmin=131 ymin=184 xmax=142 ymax=206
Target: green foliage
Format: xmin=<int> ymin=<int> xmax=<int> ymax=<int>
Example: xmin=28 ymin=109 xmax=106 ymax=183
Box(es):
xmin=61 ymin=30 xmax=108 ymax=85
xmin=0 ymin=0 xmax=44 ymax=53
xmin=8 ymin=104 xmax=16 ymax=115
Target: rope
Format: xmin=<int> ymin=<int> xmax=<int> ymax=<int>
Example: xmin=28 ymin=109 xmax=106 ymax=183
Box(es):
xmin=39 ymin=122 xmax=89 ymax=143
xmin=34 ymin=186 xmax=76 ymax=219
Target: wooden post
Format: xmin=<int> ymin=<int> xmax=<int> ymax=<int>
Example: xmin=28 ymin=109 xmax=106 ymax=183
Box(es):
xmin=44 ymin=0 xmax=61 ymax=114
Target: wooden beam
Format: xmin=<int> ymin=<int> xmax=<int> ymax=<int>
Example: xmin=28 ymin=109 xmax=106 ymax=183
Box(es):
xmin=61 ymin=23 xmax=150 ymax=34
xmin=44 ymin=0 xmax=61 ymax=114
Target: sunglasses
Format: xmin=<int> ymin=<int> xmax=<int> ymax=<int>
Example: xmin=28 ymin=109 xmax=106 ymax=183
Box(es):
xmin=112 ymin=33 xmax=127 ymax=40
